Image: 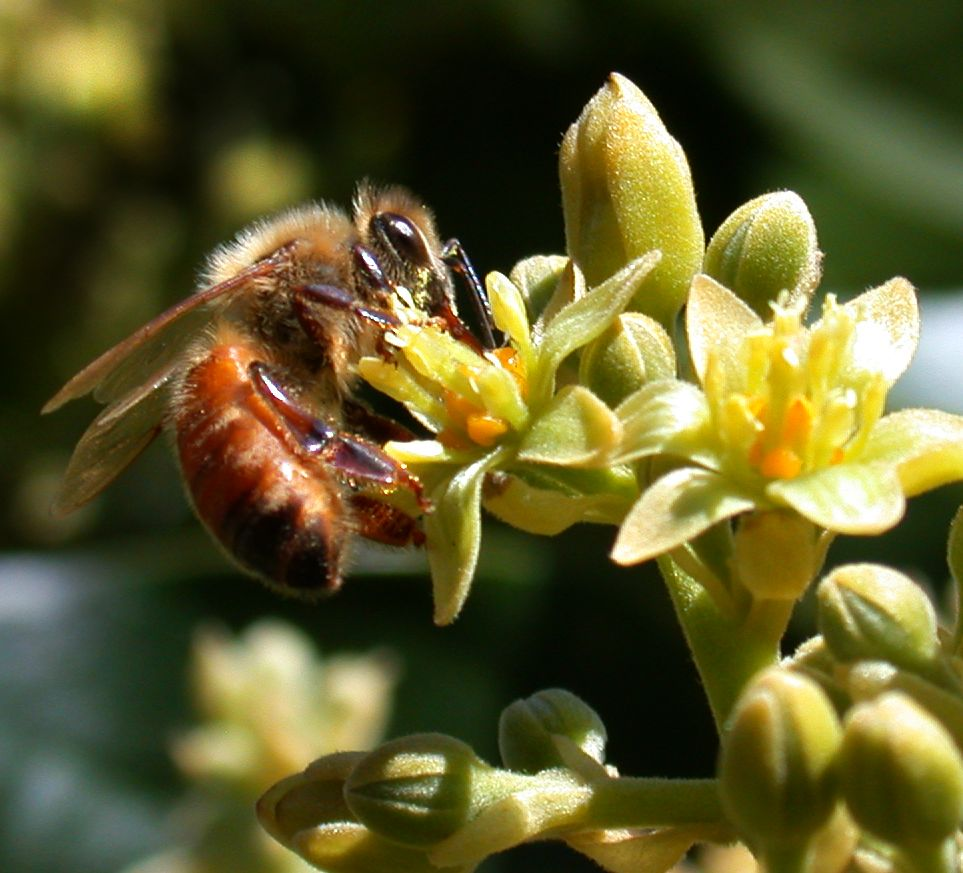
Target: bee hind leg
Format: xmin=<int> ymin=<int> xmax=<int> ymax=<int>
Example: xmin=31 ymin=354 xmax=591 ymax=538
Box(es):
xmin=249 ymin=362 xmax=430 ymax=512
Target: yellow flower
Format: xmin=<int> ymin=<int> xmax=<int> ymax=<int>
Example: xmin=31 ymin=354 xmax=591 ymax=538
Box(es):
xmin=359 ymin=254 xmax=666 ymax=623
xmin=612 ymin=274 xmax=963 ymax=574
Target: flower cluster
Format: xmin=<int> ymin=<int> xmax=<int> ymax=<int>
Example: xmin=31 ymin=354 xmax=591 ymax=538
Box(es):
xmin=354 ymin=73 xmax=963 ymax=627
xmin=254 ymin=73 xmax=963 ymax=873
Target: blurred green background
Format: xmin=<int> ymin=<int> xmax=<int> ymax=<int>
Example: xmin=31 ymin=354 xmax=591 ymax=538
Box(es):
xmin=2 ymin=1 xmax=961 ymax=871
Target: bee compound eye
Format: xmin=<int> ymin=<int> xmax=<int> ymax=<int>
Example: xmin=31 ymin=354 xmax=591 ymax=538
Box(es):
xmin=371 ymin=212 xmax=432 ymax=268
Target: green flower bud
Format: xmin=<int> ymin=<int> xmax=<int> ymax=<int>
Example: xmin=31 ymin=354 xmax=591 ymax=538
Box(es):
xmin=258 ymin=751 xmax=365 ymax=846
xmin=732 ymin=510 xmax=821 ymax=601
xmin=719 ymin=669 xmax=842 ymax=853
xmin=949 ymin=507 xmax=963 ymax=655
xmin=498 ymin=688 xmax=608 ymax=775
xmin=560 ymin=73 xmax=704 ymax=329
xmin=843 ymin=660 xmax=963 ymax=755
xmin=344 ymin=733 xmax=526 ymax=850
xmin=816 ymin=564 xmax=941 ymax=678
xmin=703 ymin=191 xmax=821 ymax=320
xmin=257 ymin=752 xmax=463 ymax=873
xmin=840 ymin=693 xmax=963 ymax=850
xmin=578 ymin=311 xmax=676 ymax=407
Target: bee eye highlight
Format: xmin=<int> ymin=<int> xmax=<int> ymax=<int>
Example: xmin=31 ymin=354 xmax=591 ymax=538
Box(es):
xmin=371 ymin=212 xmax=432 ymax=268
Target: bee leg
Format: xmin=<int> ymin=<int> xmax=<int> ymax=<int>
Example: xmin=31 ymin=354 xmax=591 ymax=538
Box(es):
xmin=348 ymin=494 xmax=425 ymax=548
xmin=343 ymin=398 xmax=418 ymax=443
xmin=250 ymin=362 xmax=430 ymax=511
xmin=441 ymin=238 xmax=498 ymax=349
xmin=294 ymin=282 xmax=400 ymax=334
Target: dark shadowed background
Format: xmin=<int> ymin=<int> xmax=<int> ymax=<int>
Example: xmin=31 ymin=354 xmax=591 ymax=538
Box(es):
xmin=2 ymin=2 xmax=961 ymax=871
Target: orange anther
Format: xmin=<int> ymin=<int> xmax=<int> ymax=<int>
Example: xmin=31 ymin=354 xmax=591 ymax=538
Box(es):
xmin=759 ymin=447 xmax=803 ymax=480
xmin=466 ymin=414 xmax=509 ymax=447
xmin=782 ymin=395 xmax=813 ymax=448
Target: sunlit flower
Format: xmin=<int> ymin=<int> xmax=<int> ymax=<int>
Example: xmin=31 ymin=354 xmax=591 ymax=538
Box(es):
xmin=360 ymin=253 xmax=668 ymax=623
xmin=611 ymin=274 xmax=963 ymax=574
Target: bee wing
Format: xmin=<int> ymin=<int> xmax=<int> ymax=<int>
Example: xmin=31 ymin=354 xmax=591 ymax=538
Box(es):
xmin=42 ymin=255 xmax=283 ymax=414
xmin=52 ymin=364 xmax=176 ymax=515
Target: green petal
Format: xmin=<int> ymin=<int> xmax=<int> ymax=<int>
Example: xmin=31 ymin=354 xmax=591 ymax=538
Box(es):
xmin=766 ymin=463 xmax=905 ymax=534
xmin=517 ymin=385 xmax=622 ymax=467
xmin=611 ymin=467 xmax=755 ymax=566
xmin=612 ymin=380 xmax=714 ymax=466
xmin=483 ymin=474 xmax=634 ymax=535
xmin=861 ymin=408 xmax=963 ymax=496
xmin=425 ymin=449 xmax=507 ymax=625
xmin=843 ymin=277 xmax=919 ymax=385
xmin=533 ymin=252 xmax=661 ymax=405
xmin=358 ymin=357 xmax=448 ymax=432
xmin=686 ymin=274 xmax=763 ymax=385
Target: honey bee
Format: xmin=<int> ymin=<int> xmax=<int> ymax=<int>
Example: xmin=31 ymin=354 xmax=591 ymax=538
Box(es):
xmin=43 ymin=184 xmax=491 ymax=597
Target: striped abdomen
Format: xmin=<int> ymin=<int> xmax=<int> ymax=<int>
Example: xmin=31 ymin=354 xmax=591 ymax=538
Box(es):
xmin=173 ymin=339 xmax=348 ymax=596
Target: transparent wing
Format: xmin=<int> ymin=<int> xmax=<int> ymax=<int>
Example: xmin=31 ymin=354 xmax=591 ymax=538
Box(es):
xmin=52 ymin=364 xmax=177 ymax=514
xmin=42 ymin=255 xmax=283 ymax=414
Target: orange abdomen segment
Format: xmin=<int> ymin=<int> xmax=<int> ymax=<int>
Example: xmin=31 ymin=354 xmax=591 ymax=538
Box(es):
xmin=174 ymin=342 xmax=346 ymax=596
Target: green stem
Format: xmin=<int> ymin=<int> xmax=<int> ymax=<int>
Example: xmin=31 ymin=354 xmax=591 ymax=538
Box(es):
xmin=658 ymin=555 xmax=788 ymax=731
xmin=587 ymin=776 xmax=725 ymax=828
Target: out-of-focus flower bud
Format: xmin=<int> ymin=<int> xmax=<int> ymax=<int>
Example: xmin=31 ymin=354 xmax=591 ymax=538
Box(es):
xmin=578 ymin=311 xmax=676 ymax=407
xmin=816 ymin=564 xmax=941 ymax=679
xmin=842 ymin=660 xmax=963 ymax=756
xmin=840 ymin=693 xmax=963 ymax=854
xmin=732 ymin=510 xmax=821 ymax=601
xmin=344 ymin=734 xmax=525 ymax=850
xmin=498 ymin=688 xmax=608 ymax=775
xmin=718 ymin=669 xmax=842 ymax=859
xmin=703 ymin=191 xmax=821 ymax=320
xmin=560 ymin=73 xmax=703 ymax=329
xmin=257 ymin=751 xmax=470 ymax=873
xmin=949 ymin=507 xmax=963 ymax=656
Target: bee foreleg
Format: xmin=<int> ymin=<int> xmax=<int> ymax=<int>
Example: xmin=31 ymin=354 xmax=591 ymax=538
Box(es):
xmin=250 ymin=362 xmax=430 ymax=511
xmin=295 ymin=283 xmax=400 ymax=334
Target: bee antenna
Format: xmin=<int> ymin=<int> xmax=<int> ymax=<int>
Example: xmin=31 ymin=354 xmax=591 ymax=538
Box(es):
xmin=442 ymin=239 xmax=499 ymax=349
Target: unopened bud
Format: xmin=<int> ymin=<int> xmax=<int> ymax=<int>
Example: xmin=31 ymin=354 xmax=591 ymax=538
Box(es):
xmin=499 ymin=688 xmax=608 ymax=775
xmin=840 ymin=693 xmax=963 ymax=850
xmin=817 ymin=564 xmax=941 ymax=678
xmin=732 ymin=510 xmax=820 ymax=601
xmin=257 ymin=752 xmax=457 ymax=873
xmin=344 ymin=733 xmax=525 ymax=850
xmin=578 ymin=312 xmax=676 ymax=407
xmin=703 ymin=191 xmax=820 ymax=319
xmin=560 ymin=73 xmax=703 ymax=328
xmin=719 ymin=669 xmax=842 ymax=852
